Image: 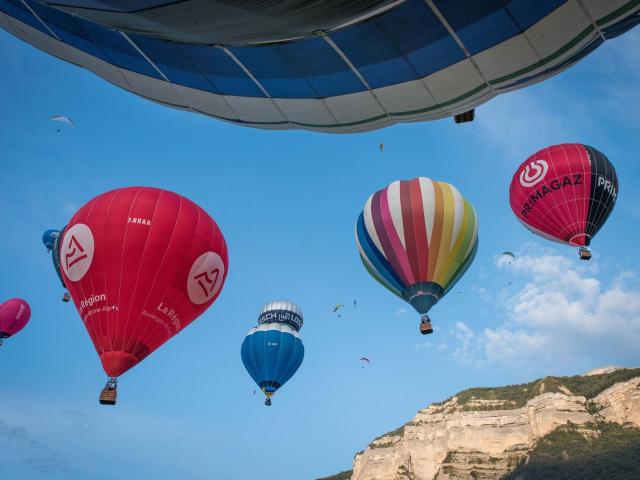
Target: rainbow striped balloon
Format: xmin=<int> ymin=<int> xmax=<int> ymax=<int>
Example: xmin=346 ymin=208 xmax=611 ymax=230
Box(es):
xmin=355 ymin=178 xmax=478 ymax=324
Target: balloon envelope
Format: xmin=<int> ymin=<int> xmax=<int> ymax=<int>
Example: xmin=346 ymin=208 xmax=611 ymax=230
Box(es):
xmin=60 ymin=186 xmax=228 ymax=377
xmin=42 ymin=229 xmax=58 ymax=251
xmin=356 ymin=177 xmax=478 ymax=319
xmin=257 ymin=300 xmax=303 ymax=332
xmin=241 ymin=323 xmax=304 ymax=398
xmin=509 ymin=144 xmax=618 ymax=247
xmin=2 ymin=1 xmax=638 ymax=132
xmin=0 ymin=298 xmax=31 ymax=338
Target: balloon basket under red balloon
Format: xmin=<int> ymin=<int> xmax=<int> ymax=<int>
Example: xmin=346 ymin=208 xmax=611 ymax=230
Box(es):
xmin=0 ymin=334 xmax=7 ymax=346
xmin=579 ymin=248 xmax=592 ymax=261
xmin=99 ymin=378 xmax=118 ymax=405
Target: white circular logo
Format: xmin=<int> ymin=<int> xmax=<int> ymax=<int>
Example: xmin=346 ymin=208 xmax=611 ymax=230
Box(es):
xmin=187 ymin=251 xmax=225 ymax=305
xmin=519 ymin=159 xmax=549 ymax=188
xmin=60 ymin=223 xmax=94 ymax=282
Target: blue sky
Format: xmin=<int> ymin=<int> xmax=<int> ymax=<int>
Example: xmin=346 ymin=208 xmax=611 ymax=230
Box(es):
xmin=1 ymin=25 xmax=640 ymax=480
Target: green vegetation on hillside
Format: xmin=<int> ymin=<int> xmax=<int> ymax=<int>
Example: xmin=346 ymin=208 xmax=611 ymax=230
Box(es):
xmin=315 ymin=470 xmax=352 ymax=480
xmin=436 ymin=368 xmax=640 ymax=411
xmin=502 ymin=422 xmax=640 ymax=480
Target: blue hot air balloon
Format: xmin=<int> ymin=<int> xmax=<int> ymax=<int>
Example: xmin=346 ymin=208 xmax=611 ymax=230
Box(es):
xmin=241 ymin=323 xmax=304 ymax=406
xmin=42 ymin=227 xmax=70 ymax=301
xmin=42 ymin=229 xmax=58 ymax=251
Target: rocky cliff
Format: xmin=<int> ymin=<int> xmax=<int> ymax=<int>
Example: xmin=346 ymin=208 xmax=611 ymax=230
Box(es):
xmin=318 ymin=367 xmax=640 ymax=480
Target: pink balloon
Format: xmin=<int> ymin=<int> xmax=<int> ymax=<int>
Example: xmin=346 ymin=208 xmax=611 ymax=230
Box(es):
xmin=0 ymin=298 xmax=31 ymax=342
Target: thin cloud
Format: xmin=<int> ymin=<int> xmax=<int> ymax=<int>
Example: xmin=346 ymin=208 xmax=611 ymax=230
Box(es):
xmin=0 ymin=419 xmax=68 ymax=474
xmin=61 ymin=409 xmax=94 ymax=435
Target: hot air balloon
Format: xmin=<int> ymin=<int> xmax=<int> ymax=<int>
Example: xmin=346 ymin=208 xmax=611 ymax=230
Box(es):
xmin=42 ymin=229 xmax=58 ymax=251
xmin=241 ymin=323 xmax=304 ymax=406
xmin=0 ymin=298 xmax=31 ymax=346
xmin=59 ymin=187 xmax=228 ymax=404
xmin=257 ymin=300 xmax=303 ymax=332
xmin=2 ymin=2 xmax=638 ymax=133
xmin=356 ymin=177 xmax=478 ymax=335
xmin=509 ymin=144 xmax=618 ymax=260
xmin=43 ymin=228 xmax=70 ymax=302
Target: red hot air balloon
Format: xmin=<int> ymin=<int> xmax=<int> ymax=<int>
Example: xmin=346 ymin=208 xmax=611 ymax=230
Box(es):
xmin=0 ymin=298 xmax=31 ymax=346
xmin=509 ymin=144 xmax=618 ymax=260
xmin=60 ymin=187 xmax=228 ymax=404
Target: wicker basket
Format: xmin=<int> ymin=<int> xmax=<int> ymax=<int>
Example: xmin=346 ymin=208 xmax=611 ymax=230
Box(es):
xmin=454 ymin=109 xmax=475 ymax=124
xmin=99 ymin=388 xmax=117 ymax=405
xmin=420 ymin=321 xmax=434 ymax=335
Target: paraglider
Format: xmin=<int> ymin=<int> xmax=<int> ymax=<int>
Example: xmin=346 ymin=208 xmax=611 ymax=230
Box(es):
xmin=60 ymin=187 xmax=228 ymax=405
xmin=356 ymin=177 xmax=478 ymax=335
xmin=42 ymin=228 xmax=70 ymax=302
xmin=2 ymin=2 xmax=638 ymax=133
xmin=359 ymin=357 xmax=371 ymax=368
xmin=0 ymin=298 xmax=31 ymax=346
xmin=50 ymin=115 xmax=74 ymax=132
xmin=501 ymin=252 xmax=515 ymax=264
xmin=332 ymin=304 xmax=344 ymax=318
xmin=242 ymin=301 xmax=305 ymax=406
xmin=509 ymin=144 xmax=618 ymax=260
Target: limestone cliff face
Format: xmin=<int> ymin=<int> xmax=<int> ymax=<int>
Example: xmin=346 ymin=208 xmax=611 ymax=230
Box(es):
xmin=348 ymin=369 xmax=640 ymax=480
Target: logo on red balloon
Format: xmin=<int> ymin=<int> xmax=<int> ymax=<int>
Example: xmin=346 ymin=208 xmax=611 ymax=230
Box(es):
xmin=187 ymin=252 xmax=225 ymax=305
xmin=61 ymin=223 xmax=94 ymax=281
xmin=519 ymin=159 xmax=548 ymax=188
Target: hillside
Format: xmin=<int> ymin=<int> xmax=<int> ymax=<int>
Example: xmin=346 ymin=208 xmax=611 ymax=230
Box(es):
xmin=317 ymin=367 xmax=640 ymax=480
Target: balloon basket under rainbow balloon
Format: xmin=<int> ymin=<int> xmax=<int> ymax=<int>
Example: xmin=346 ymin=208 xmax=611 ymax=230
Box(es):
xmin=419 ymin=316 xmax=433 ymax=335
xmin=99 ymin=378 xmax=118 ymax=406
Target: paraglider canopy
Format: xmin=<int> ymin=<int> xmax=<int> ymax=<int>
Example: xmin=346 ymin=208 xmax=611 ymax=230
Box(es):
xmin=50 ymin=115 xmax=75 ymax=127
xmin=501 ymin=252 xmax=515 ymax=264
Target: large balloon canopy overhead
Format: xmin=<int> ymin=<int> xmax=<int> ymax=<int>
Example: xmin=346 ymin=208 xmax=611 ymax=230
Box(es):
xmin=356 ymin=177 xmax=478 ymax=335
xmin=60 ymin=186 xmax=228 ymax=404
xmin=1 ymin=1 xmax=638 ymax=132
xmin=509 ymin=143 xmax=618 ymax=260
